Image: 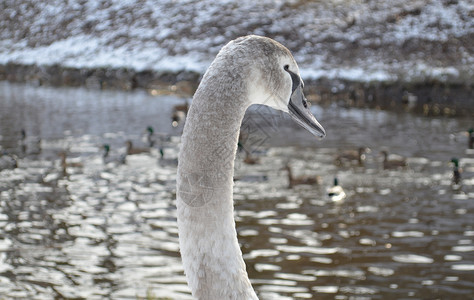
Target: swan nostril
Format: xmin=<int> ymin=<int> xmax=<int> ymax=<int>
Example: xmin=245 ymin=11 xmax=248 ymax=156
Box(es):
xmin=302 ymin=99 xmax=308 ymax=108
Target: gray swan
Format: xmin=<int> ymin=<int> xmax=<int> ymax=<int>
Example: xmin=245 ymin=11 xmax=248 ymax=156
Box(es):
xmin=177 ymin=35 xmax=325 ymax=299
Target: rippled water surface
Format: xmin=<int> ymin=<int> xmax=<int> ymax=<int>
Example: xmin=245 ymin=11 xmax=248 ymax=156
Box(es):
xmin=0 ymin=82 xmax=473 ymax=299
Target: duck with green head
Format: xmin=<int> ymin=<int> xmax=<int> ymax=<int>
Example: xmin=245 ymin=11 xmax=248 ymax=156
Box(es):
xmin=451 ymin=158 xmax=461 ymax=185
xmin=327 ymin=177 xmax=346 ymax=202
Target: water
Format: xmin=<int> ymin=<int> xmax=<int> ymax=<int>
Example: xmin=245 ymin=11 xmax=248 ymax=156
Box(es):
xmin=0 ymin=81 xmax=473 ymax=299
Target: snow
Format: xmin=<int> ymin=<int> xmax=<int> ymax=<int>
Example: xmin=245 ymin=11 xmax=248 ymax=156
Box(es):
xmin=301 ymin=68 xmax=396 ymax=83
xmin=0 ymin=0 xmax=472 ymax=83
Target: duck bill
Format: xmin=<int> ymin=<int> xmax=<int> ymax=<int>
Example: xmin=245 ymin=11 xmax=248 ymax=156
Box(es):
xmin=288 ymin=85 xmax=326 ymax=138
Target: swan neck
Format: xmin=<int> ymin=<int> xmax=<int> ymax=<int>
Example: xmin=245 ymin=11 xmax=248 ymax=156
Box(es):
xmin=177 ymin=78 xmax=258 ymax=299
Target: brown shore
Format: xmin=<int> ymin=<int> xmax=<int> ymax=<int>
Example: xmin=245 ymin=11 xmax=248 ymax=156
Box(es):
xmin=1 ymin=62 xmax=472 ymax=117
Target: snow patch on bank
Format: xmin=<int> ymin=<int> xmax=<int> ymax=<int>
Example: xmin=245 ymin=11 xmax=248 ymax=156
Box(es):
xmin=301 ymin=68 xmax=396 ymax=82
xmin=0 ymin=0 xmax=472 ymax=83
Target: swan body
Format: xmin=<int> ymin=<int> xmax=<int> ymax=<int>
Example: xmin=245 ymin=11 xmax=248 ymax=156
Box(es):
xmin=176 ymin=35 xmax=325 ymax=299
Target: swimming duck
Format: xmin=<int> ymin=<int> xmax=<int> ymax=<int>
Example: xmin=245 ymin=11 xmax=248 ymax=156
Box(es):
xmin=243 ymin=150 xmax=259 ymax=165
xmin=285 ymin=164 xmax=321 ymax=188
xmin=380 ymin=150 xmax=407 ymax=169
xmin=335 ymin=147 xmax=370 ymax=166
xmin=172 ymin=111 xmax=186 ymax=128
xmin=146 ymin=126 xmax=155 ymax=147
xmin=125 ymin=140 xmax=150 ymax=155
xmin=59 ymin=151 xmax=83 ymax=175
xmin=103 ymin=144 xmax=126 ymax=165
xmin=173 ymin=101 xmax=189 ymax=113
xmin=451 ymin=158 xmax=462 ymax=185
xmin=171 ymin=101 xmax=189 ymax=127
xmin=327 ymin=177 xmax=346 ymax=202
xmin=19 ymin=129 xmax=41 ymax=155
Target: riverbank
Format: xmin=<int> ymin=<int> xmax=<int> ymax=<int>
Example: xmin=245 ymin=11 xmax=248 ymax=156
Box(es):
xmin=1 ymin=62 xmax=472 ymax=117
xmin=1 ymin=0 xmax=472 ymax=116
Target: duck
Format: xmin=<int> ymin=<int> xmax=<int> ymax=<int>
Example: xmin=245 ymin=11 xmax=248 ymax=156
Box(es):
xmin=173 ymin=100 xmax=189 ymax=113
xmin=145 ymin=127 xmax=173 ymax=157
xmin=156 ymin=145 xmax=178 ymax=167
xmin=171 ymin=101 xmax=189 ymax=127
xmin=285 ymin=164 xmax=321 ymax=188
xmin=327 ymin=177 xmax=346 ymax=202
xmin=243 ymin=150 xmax=259 ymax=165
xmin=380 ymin=150 xmax=407 ymax=169
xmin=102 ymin=144 xmax=126 ymax=165
xmin=451 ymin=158 xmax=462 ymax=186
xmin=19 ymin=129 xmax=41 ymax=155
xmin=172 ymin=110 xmax=186 ymax=127
xmin=335 ymin=147 xmax=370 ymax=166
xmin=125 ymin=140 xmax=150 ymax=155
xmin=0 ymin=152 xmax=18 ymax=171
xmin=145 ymin=126 xmax=155 ymax=147
xmin=59 ymin=151 xmax=83 ymax=175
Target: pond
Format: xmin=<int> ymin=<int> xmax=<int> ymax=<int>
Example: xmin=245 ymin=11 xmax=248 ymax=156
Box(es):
xmin=0 ymin=81 xmax=473 ymax=299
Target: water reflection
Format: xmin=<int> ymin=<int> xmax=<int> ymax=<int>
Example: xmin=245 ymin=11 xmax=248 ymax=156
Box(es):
xmin=0 ymin=82 xmax=473 ymax=299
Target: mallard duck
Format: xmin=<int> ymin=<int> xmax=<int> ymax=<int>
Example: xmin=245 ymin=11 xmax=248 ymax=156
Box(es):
xmin=335 ymin=147 xmax=370 ymax=166
xmin=172 ymin=110 xmax=186 ymax=127
xmin=173 ymin=101 xmax=189 ymax=113
xmin=327 ymin=177 xmax=346 ymax=202
xmin=103 ymin=144 xmax=126 ymax=165
xmin=380 ymin=150 xmax=407 ymax=169
xmin=243 ymin=150 xmax=259 ymax=165
xmin=59 ymin=151 xmax=83 ymax=175
xmin=171 ymin=101 xmax=189 ymax=127
xmin=285 ymin=164 xmax=321 ymax=188
xmin=19 ymin=129 xmax=41 ymax=155
xmin=451 ymin=158 xmax=462 ymax=185
xmin=125 ymin=140 xmax=150 ymax=155
xmin=146 ymin=126 xmax=155 ymax=147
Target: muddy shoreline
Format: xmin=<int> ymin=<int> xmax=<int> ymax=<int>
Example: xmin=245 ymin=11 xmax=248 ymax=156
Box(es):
xmin=1 ymin=62 xmax=472 ymax=117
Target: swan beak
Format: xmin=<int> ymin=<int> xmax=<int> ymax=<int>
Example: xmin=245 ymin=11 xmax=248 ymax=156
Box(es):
xmin=288 ymin=85 xmax=326 ymax=138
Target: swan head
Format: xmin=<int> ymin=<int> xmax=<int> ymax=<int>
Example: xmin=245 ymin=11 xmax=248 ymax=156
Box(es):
xmin=235 ymin=35 xmax=326 ymax=138
xmin=284 ymin=65 xmax=326 ymax=138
